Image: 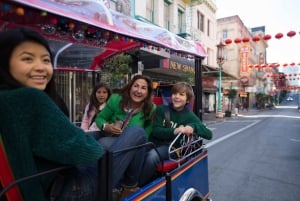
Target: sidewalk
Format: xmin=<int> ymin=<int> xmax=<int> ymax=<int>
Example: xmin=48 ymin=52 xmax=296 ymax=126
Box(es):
xmin=202 ymin=112 xmax=224 ymax=125
xmin=202 ymin=109 xmax=259 ymax=125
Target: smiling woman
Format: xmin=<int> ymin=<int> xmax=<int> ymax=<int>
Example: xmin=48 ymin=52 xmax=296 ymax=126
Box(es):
xmin=94 ymin=74 xmax=156 ymax=198
xmin=9 ymin=41 xmax=53 ymax=90
xmin=0 ymin=27 xmax=69 ymax=116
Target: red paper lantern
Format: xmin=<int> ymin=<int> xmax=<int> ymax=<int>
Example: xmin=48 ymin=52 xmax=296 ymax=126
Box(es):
xmin=287 ymin=31 xmax=296 ymax=37
xmin=225 ymin=38 xmax=232 ymax=45
xmin=283 ymin=63 xmax=288 ymax=67
xmin=275 ymin=63 xmax=280 ymax=68
xmin=234 ymin=38 xmax=241 ymax=43
xmin=261 ymin=64 xmax=266 ymax=68
xmin=248 ymin=64 xmax=253 ymax=68
xmin=254 ymin=64 xmax=260 ymax=68
xmin=16 ymin=7 xmax=24 ymax=16
xmin=290 ymin=62 xmax=295 ymax=66
xmin=50 ymin=18 xmax=58 ymax=25
xmin=68 ymin=22 xmax=75 ymax=30
xmin=268 ymin=63 xmax=274 ymax=68
xmin=263 ymin=34 xmax=271 ymax=40
xmin=252 ymin=35 xmax=260 ymax=42
xmin=242 ymin=37 xmax=250 ymax=43
xmin=275 ymin=33 xmax=283 ymax=39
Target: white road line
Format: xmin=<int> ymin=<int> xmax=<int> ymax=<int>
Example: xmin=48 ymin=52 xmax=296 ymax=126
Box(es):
xmin=290 ymin=138 xmax=300 ymax=142
xmin=205 ymin=120 xmax=261 ymax=148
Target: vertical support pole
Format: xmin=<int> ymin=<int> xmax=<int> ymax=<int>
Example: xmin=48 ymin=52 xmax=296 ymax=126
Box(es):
xmin=217 ymin=64 xmax=222 ymax=112
xmin=194 ymin=56 xmax=203 ymax=121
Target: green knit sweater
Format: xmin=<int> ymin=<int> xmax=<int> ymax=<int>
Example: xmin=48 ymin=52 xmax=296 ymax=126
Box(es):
xmin=95 ymin=94 xmax=156 ymax=138
xmin=150 ymin=104 xmax=212 ymax=144
xmin=0 ymin=86 xmax=103 ymax=201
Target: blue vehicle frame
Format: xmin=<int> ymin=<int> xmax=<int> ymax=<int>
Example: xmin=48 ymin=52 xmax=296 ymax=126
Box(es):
xmin=97 ymin=133 xmax=211 ymax=201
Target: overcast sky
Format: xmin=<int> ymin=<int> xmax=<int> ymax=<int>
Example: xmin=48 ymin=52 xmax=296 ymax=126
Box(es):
xmin=215 ymin=0 xmax=300 ymax=68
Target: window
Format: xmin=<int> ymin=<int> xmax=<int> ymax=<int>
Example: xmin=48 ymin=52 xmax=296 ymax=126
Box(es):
xmin=178 ymin=9 xmax=184 ymax=33
xmin=222 ymin=29 xmax=228 ymax=40
xmin=146 ymin=0 xmax=154 ymax=22
xmin=197 ymin=11 xmax=204 ymax=32
xmin=207 ymin=19 xmax=210 ymax=37
xmin=164 ymin=1 xmax=171 ymax=30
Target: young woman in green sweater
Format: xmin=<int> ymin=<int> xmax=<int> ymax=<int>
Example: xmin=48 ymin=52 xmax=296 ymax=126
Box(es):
xmin=0 ymin=27 xmax=103 ymax=201
xmin=139 ymin=82 xmax=213 ymax=186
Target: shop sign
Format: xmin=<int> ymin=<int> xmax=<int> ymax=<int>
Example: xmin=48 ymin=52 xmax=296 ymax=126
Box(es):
xmin=240 ymin=76 xmax=249 ymax=85
xmin=240 ymin=45 xmax=249 ymax=77
xmin=169 ymin=60 xmax=195 ymax=73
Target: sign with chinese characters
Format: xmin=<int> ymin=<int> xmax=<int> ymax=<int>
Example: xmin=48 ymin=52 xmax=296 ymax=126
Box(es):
xmin=240 ymin=45 xmax=249 ymax=85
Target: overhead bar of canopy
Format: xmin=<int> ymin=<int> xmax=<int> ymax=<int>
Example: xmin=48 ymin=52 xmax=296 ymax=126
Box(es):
xmin=8 ymin=0 xmax=207 ymax=59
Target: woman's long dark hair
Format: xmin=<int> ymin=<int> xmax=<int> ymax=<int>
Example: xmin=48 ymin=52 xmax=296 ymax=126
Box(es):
xmin=86 ymin=83 xmax=112 ymax=118
xmin=0 ymin=27 xmax=69 ymax=116
xmin=118 ymin=75 xmax=154 ymax=120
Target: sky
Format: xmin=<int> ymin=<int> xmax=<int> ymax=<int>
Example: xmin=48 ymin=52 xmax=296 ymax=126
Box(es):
xmin=215 ymin=0 xmax=300 ymax=79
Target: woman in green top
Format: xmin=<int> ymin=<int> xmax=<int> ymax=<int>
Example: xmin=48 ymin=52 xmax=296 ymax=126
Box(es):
xmin=139 ymin=82 xmax=213 ymax=186
xmin=0 ymin=27 xmax=103 ymax=201
xmin=95 ymin=75 xmax=156 ymax=194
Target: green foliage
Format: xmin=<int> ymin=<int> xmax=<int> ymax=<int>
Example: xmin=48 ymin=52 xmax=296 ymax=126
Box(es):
xmin=255 ymin=93 xmax=268 ymax=109
xmin=225 ymin=89 xmax=238 ymax=111
xmin=181 ymin=72 xmax=195 ymax=85
xmin=103 ymin=53 xmax=132 ymax=88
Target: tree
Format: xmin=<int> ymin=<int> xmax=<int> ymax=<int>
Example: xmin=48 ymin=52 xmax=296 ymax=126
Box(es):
xmin=102 ymin=53 xmax=132 ymax=88
xmin=227 ymin=89 xmax=238 ymax=111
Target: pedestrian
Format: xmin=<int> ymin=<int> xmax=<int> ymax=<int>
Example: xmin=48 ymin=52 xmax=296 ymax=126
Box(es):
xmin=81 ymin=83 xmax=112 ymax=132
xmin=0 ymin=27 xmax=104 ymax=201
xmin=139 ymin=82 xmax=212 ymax=186
xmin=243 ymin=101 xmax=248 ymax=111
xmin=95 ymin=74 xmax=156 ymax=198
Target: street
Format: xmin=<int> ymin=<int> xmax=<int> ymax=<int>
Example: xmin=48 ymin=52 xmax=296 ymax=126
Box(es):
xmin=205 ymin=102 xmax=300 ymax=201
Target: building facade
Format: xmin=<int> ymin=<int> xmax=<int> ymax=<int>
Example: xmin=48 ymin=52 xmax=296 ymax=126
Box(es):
xmin=217 ymin=16 xmax=269 ymax=109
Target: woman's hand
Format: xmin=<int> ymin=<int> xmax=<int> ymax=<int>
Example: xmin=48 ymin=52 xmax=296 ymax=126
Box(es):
xmin=103 ymin=123 xmax=122 ymax=135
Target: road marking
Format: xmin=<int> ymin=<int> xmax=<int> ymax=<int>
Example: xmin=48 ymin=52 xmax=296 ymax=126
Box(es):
xmin=290 ymin=138 xmax=300 ymax=142
xmin=205 ymin=120 xmax=261 ymax=148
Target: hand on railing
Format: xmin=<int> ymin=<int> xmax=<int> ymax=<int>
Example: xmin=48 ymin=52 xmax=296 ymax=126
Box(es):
xmin=168 ymin=133 xmax=203 ymax=162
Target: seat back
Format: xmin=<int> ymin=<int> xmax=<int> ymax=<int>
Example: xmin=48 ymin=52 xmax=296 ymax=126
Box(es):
xmin=0 ymin=133 xmax=23 ymax=201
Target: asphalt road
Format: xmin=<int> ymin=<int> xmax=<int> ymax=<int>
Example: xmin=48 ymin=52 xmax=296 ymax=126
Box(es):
xmin=205 ymin=102 xmax=300 ymax=201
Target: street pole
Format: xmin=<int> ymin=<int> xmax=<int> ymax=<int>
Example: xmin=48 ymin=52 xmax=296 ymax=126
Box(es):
xmin=217 ymin=63 xmax=222 ymax=112
xmin=216 ymin=40 xmax=225 ymax=118
xmin=194 ymin=56 xmax=202 ymax=121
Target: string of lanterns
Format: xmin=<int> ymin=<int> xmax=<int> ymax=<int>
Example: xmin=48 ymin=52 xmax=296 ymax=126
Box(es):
xmin=224 ymin=30 xmax=299 ymax=45
xmin=248 ymin=63 xmax=300 ymax=68
xmin=275 ymin=86 xmax=300 ymax=90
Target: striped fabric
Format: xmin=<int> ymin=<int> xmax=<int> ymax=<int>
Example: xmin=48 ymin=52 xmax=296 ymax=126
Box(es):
xmin=0 ymin=134 xmax=23 ymax=201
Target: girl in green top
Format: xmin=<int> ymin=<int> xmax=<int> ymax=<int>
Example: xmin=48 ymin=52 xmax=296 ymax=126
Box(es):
xmin=0 ymin=27 xmax=103 ymax=201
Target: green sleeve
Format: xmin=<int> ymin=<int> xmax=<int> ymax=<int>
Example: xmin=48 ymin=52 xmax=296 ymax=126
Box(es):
xmin=23 ymin=88 xmax=104 ymax=164
xmin=95 ymin=94 xmax=121 ymax=129
xmin=186 ymin=112 xmax=213 ymax=140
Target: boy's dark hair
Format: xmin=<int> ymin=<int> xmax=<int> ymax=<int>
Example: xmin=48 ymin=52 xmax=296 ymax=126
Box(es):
xmin=171 ymin=82 xmax=194 ymax=103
